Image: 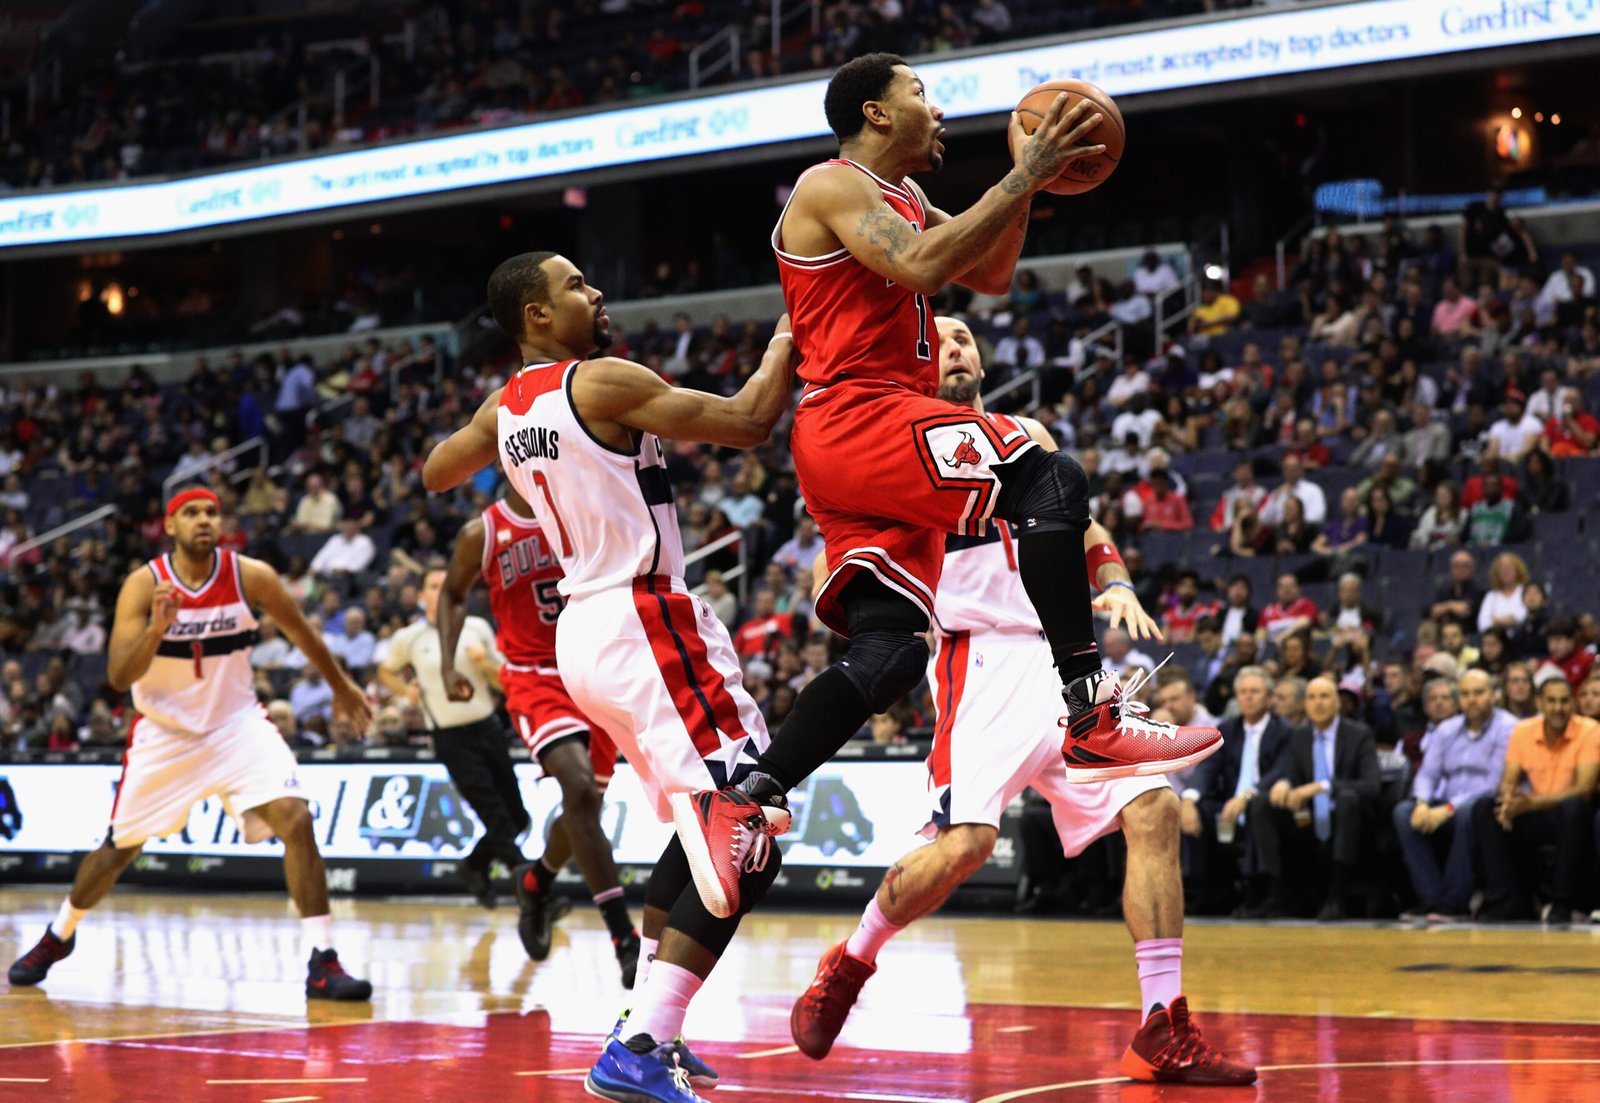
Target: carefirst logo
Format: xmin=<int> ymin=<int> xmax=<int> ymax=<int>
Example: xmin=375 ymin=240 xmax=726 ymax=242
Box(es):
xmin=0 ymin=207 xmax=55 ymax=238
xmin=1439 ymin=0 xmax=1559 ymax=34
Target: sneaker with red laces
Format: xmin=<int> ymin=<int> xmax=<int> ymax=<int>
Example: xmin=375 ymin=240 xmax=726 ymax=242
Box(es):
xmin=670 ymin=783 xmax=790 ymax=920
xmin=1060 ymin=661 xmax=1221 ymax=783
xmin=8 ymin=926 xmax=74 ymax=987
xmin=1120 ymin=996 xmax=1256 ymax=1085
xmin=790 ymin=941 xmax=877 ymax=1060
xmin=305 ymin=948 xmax=373 ymax=1001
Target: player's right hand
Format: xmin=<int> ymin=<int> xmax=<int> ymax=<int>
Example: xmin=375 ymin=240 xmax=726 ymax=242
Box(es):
xmin=1010 ymin=97 xmax=1106 ymax=189
xmin=443 ymin=669 xmax=475 ymax=702
xmin=150 ymin=581 xmax=183 ymax=631
xmin=333 ymin=680 xmax=375 ymax=734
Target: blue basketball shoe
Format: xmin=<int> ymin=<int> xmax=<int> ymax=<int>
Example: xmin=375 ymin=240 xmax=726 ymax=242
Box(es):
xmin=586 ymin=1034 xmax=704 ymax=1102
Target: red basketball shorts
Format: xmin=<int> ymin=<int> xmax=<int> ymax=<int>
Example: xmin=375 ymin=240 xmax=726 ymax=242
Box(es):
xmin=502 ymin=664 xmax=616 ymax=785
xmin=791 ymin=378 xmax=1037 ymax=636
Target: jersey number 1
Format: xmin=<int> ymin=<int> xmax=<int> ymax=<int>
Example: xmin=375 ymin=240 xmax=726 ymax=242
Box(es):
xmin=531 ymin=472 xmax=573 ymax=557
xmin=887 ymin=270 xmax=931 ymax=361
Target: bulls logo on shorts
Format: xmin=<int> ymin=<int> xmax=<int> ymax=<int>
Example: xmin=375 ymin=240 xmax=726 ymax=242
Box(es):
xmin=942 ymin=431 xmax=983 ymax=470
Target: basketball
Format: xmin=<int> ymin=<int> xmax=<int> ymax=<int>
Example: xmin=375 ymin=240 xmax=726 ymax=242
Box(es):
xmin=1008 ymin=79 xmax=1125 ymax=195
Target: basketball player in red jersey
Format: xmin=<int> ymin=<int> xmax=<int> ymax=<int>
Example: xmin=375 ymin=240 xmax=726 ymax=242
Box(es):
xmin=437 ymin=483 xmax=640 ymax=984
xmin=739 ymin=54 xmax=1220 ymax=835
xmin=790 ymin=318 xmax=1256 ymax=1086
xmin=423 ymin=252 xmax=800 ymax=1103
xmin=7 ymin=489 xmax=374 ymax=1000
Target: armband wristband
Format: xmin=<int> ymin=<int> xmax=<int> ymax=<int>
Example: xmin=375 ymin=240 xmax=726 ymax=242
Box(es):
xmin=1087 ymin=541 xmax=1127 ymax=586
xmin=1102 ymin=579 xmax=1135 ymax=594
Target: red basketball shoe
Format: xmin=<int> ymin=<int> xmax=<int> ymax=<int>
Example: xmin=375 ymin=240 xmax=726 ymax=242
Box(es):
xmin=1060 ymin=661 xmax=1221 ymax=782
xmin=671 ymin=788 xmax=789 ymax=919
xmin=1120 ymin=996 xmax=1256 ymax=1085
xmin=790 ymin=942 xmax=876 ymax=1060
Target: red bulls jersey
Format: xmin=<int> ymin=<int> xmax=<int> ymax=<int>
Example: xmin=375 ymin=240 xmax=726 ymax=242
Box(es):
xmin=774 ymin=158 xmax=938 ymax=396
xmin=479 ymin=499 xmax=564 ymax=667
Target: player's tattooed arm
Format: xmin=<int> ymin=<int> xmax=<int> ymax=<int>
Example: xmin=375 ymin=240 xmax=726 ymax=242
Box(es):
xmin=1000 ymin=171 xmax=1032 ymax=196
xmin=854 ymin=207 xmax=915 ymax=270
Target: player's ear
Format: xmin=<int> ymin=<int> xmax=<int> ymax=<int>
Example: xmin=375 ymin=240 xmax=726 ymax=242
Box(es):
xmin=523 ymin=298 xmax=551 ymax=331
xmin=863 ymin=98 xmax=891 ymax=131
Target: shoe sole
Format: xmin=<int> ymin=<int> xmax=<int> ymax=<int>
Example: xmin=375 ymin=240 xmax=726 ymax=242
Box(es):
xmin=584 ymin=1072 xmax=658 ymax=1103
xmin=1120 ymin=1047 xmax=1255 ymax=1085
xmin=670 ymin=791 xmax=736 ymax=919
xmin=306 ymin=983 xmax=373 ymax=1001
xmin=1061 ymin=737 xmax=1221 ymax=783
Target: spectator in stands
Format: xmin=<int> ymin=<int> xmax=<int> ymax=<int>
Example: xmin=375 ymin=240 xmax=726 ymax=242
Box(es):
xmin=269 ymin=698 xmax=321 ymax=750
xmin=1210 ymin=460 xmax=1267 ymax=533
xmin=1539 ymin=251 xmax=1596 ymax=326
xmin=1189 ymin=279 xmax=1241 ymax=337
xmin=1189 ymin=617 xmax=1227 ymax=693
xmin=771 ymin=513 xmax=824 ymax=578
xmin=1272 ymin=676 xmax=1308 ymax=728
xmin=1322 ymin=572 xmax=1380 ymax=639
xmin=1134 ymin=250 xmax=1180 ymax=298
xmin=290 ymin=473 xmax=341 ymax=534
xmin=1259 ymin=454 xmax=1327 ymax=527
xmin=1580 ymin=675 xmax=1600 ymax=721
xmin=1007 ymin=268 xmax=1044 ymax=315
xmin=1525 ymin=366 xmax=1575 ymax=423
xmin=1431 ymin=278 xmax=1481 ymax=342
xmin=310 ymin=510 xmax=377 ymax=578
xmin=251 ymin=616 xmax=306 ymax=672
xmin=1459 ymin=186 xmax=1515 ymax=292
xmin=1105 ymin=357 xmax=1151 ymax=410
xmin=1475 ymin=626 xmax=1513 ymax=681
xmin=1536 ymin=618 xmax=1596 ymax=692
xmin=702 ymin=569 xmax=738 ymax=630
xmin=1247 ymin=675 xmax=1380 ymax=920
xmin=1160 ymin=571 xmax=1217 ymax=643
xmin=1217 ymin=575 xmax=1259 ymax=648
xmin=289 ymin=667 xmax=335 ymax=725
xmin=1101 ymin=627 xmax=1155 ymax=679
xmin=1520 ymin=450 xmax=1571 ymax=516
xmin=1472 ymin=675 xmax=1598 ymax=922
xmin=992 ymin=316 xmax=1046 ymax=374
xmin=1439 ymin=621 xmax=1481 ymax=671
xmin=1309 ymin=293 xmax=1361 ymax=348
xmin=1349 ymin=409 xmax=1402 ymax=470
xmin=1411 ymin=483 xmax=1465 ymax=553
xmin=329 ymin=609 xmax=376 ymax=677
xmin=1275 ymin=630 xmax=1322 ymax=685
xmin=1226 ymin=499 xmax=1272 ymax=558
xmin=1285 ymin=418 xmax=1331 ymax=469
xmin=1486 ymin=390 xmax=1544 ymax=463
xmin=1461 ymin=456 xmax=1519 ymax=509
xmin=1109 ymin=279 xmax=1153 ymax=329
xmin=240 ymin=467 xmax=281 ymax=517
xmin=1478 ymin=552 xmax=1531 ymax=636
xmin=1542 ymin=393 xmax=1599 ymax=458
xmin=1111 ymin=394 xmax=1163 ymax=450
xmin=1394 ymin=670 xmax=1514 ymax=920
xmin=732 ymin=589 xmax=798 ymax=662
xmin=1502 ymin=662 xmax=1538 ymax=720
xmin=1312 ymin=487 xmax=1368 ymax=558
xmin=1125 ymin=468 xmax=1193 ymax=533
xmin=1466 ymin=473 xmax=1528 ymax=547
xmin=273 ymin=353 xmax=318 ymax=456
xmin=1268 ymin=495 xmax=1316 ymax=557
xmin=1260 ymin=574 xmax=1318 ymax=643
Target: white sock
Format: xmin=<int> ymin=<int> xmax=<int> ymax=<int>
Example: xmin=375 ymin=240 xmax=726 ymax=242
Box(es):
xmin=635 ymin=936 xmax=660 ymax=992
xmin=624 ymin=960 xmax=702 ymax=1045
xmin=54 ymin=899 xmax=88 ymax=940
xmin=302 ymin=914 xmax=334 ymax=955
xmin=1134 ymin=938 xmax=1183 ymax=1019
xmin=843 ymin=897 xmax=904 ymax=965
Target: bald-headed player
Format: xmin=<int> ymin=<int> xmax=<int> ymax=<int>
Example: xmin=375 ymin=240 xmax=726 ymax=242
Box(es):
xmin=8 ymin=488 xmax=374 ymax=999
xmin=790 ymin=318 xmax=1255 ymax=1086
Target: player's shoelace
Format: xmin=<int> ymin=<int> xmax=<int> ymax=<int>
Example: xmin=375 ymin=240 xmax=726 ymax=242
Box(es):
xmin=1111 ymin=657 xmax=1181 ymax=742
xmin=16 ymin=940 xmax=56 ymax=970
xmin=665 ymin=1052 xmax=693 ymax=1094
xmin=1165 ymin=1005 xmax=1225 ymax=1069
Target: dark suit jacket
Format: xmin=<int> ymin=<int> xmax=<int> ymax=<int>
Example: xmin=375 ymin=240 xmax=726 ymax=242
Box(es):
xmin=1264 ymin=718 xmax=1381 ymax=802
xmin=1193 ymin=714 xmax=1293 ymax=820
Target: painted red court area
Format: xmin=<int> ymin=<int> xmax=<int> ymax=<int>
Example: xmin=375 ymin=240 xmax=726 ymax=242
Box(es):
xmin=3 ymin=999 xmax=1598 ymax=1103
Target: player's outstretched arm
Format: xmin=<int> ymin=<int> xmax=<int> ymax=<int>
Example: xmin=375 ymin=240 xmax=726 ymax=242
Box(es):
xmin=913 ymin=179 xmax=1025 ymax=297
xmin=241 ymin=556 xmax=375 ymax=731
xmin=574 ymin=324 xmax=797 ymax=448
xmin=795 ymin=97 xmax=1103 ymax=295
xmin=107 ymin=568 xmax=179 ymax=692
xmin=438 ymin=518 xmax=486 ymax=702
xmin=423 ymin=388 xmax=503 ymax=492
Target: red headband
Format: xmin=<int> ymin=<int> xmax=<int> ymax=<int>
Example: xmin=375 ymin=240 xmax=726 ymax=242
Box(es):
xmin=166 ymin=487 xmax=220 ymax=518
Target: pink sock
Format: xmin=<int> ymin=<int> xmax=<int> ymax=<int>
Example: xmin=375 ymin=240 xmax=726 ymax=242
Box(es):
xmin=624 ymin=960 xmax=702 ymax=1045
xmin=1134 ymin=938 xmax=1183 ymax=1019
xmin=844 ymin=897 xmax=904 ymax=965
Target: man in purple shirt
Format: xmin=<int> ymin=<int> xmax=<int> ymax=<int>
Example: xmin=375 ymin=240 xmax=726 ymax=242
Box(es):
xmin=1392 ymin=670 xmax=1514 ymax=922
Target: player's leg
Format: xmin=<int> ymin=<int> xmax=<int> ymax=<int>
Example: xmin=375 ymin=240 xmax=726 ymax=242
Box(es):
xmin=522 ymin=736 xmax=638 ymax=982
xmin=434 ymin=718 xmax=527 ymax=907
xmin=8 ymin=839 xmax=141 ymax=986
xmin=252 ymin=795 xmax=371 ymax=1001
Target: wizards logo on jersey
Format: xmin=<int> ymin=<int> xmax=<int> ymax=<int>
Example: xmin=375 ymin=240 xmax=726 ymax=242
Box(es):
xmin=941 ymin=431 xmax=982 ymax=469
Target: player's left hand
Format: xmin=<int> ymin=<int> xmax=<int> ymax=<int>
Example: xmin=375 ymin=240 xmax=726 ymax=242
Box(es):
xmin=1092 ymin=586 xmax=1163 ymax=640
xmin=333 ymin=680 xmax=375 ymax=734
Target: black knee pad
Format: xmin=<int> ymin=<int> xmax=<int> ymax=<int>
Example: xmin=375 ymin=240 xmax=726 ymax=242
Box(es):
xmin=736 ymin=844 xmax=782 ymax=916
xmin=838 ymin=629 xmax=929 ymax=713
xmin=994 ymin=445 xmax=1090 ymax=534
xmin=645 ymin=837 xmax=692 ymax=913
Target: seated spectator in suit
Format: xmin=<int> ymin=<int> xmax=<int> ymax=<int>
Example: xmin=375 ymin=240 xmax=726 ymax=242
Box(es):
xmin=1245 ymin=675 xmax=1381 ymax=920
xmin=1216 ymin=575 xmax=1259 ymax=647
xmin=1156 ymin=666 xmax=1218 ymax=806
xmin=1272 ymin=675 xmax=1307 ymax=728
xmin=1472 ymin=676 xmax=1599 ymax=922
xmin=1393 ymin=671 xmax=1514 ymax=920
xmin=1184 ymin=666 xmax=1291 ymax=914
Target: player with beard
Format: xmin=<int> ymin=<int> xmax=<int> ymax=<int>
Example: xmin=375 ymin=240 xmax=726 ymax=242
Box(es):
xmin=704 ymin=55 xmax=1223 ymax=912
xmin=8 ymin=489 xmax=374 ymax=1000
xmin=789 ymin=317 xmax=1255 ymax=1083
xmin=423 ymin=252 xmax=800 ymax=1103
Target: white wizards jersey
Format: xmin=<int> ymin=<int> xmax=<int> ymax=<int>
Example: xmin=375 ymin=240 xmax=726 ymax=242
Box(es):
xmin=933 ymin=413 xmax=1043 ymax=638
xmin=497 ymin=359 xmax=685 ymax=597
xmin=133 ymin=549 xmax=262 ymax=733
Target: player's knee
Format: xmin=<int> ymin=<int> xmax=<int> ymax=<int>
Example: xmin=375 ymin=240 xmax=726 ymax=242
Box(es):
xmin=557 ymin=773 xmax=602 ymax=821
xmin=270 ymin=799 xmax=315 ymax=843
xmin=993 ymin=446 xmax=1090 ymax=533
xmin=736 ymin=845 xmax=782 ymax=916
xmin=940 ymin=824 xmax=997 ymax=878
xmin=1121 ymin=787 xmax=1179 ymax=846
xmin=838 ymin=629 xmax=929 ymax=713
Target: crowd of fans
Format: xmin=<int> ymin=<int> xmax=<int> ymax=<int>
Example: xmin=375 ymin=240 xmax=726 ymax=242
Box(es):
xmin=5 ymin=0 xmax=1242 ymax=190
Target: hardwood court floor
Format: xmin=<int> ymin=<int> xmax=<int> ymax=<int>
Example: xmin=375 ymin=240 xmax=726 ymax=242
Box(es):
xmin=3 ymin=885 xmax=1599 ymax=1101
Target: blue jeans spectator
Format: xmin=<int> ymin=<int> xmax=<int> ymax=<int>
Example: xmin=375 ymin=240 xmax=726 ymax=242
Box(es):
xmin=1392 ymin=797 xmax=1481 ymax=915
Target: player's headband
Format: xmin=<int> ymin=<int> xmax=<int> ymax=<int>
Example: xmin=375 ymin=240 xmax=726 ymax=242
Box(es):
xmin=166 ymin=488 xmax=220 ymax=518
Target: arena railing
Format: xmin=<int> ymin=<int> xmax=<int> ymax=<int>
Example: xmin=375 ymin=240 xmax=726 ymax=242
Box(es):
xmin=6 ymin=503 xmax=117 ymax=566
xmin=685 ymin=529 xmax=749 ymax=605
xmin=161 ymin=438 xmax=270 ymax=499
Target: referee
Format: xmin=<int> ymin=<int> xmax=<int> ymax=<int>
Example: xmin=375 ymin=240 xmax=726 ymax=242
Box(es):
xmin=378 ymin=564 xmax=531 ymax=907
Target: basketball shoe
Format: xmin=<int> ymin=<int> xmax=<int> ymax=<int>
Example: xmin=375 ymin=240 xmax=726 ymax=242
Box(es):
xmin=615 ymin=929 xmax=641 ymax=988
xmin=605 ymin=1009 xmax=719 ymax=1090
xmin=587 ymin=1034 xmax=705 ymax=1103
xmin=513 ymin=863 xmax=572 ymax=960
xmin=8 ymin=926 xmax=74 ymax=986
xmin=1060 ymin=661 xmax=1221 ymax=782
xmin=1120 ymin=996 xmax=1256 ymax=1085
xmin=305 ymin=949 xmax=373 ymax=1001
xmin=671 ymin=775 xmax=790 ymax=919
xmin=790 ymin=941 xmax=877 ymax=1059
